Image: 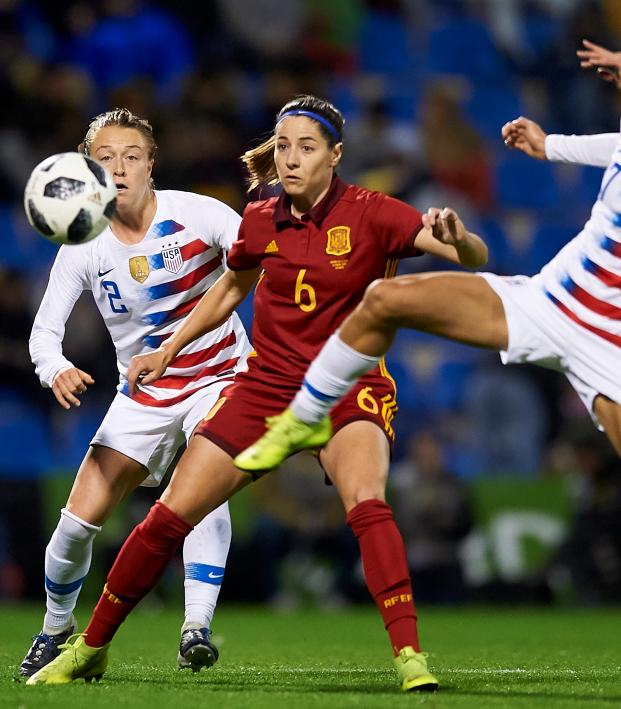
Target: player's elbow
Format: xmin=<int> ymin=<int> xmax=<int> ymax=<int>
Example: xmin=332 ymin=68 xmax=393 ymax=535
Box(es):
xmin=469 ymin=242 xmax=488 ymax=268
xmin=458 ymin=234 xmax=488 ymax=269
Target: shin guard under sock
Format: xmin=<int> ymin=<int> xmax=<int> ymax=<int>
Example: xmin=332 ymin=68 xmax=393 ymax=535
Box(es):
xmin=84 ymin=501 xmax=192 ymax=647
xmin=347 ymin=499 xmax=420 ymax=654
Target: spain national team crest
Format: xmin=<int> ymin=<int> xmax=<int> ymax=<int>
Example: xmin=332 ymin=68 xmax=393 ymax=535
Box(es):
xmin=162 ymin=246 xmax=184 ymax=274
xmin=326 ymin=226 xmax=351 ymax=256
xmin=129 ymin=255 xmax=150 ymax=283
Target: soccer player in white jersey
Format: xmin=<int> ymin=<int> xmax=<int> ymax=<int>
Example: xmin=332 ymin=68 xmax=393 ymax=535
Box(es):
xmin=235 ymin=40 xmax=621 ymax=473
xmin=21 ymin=108 xmax=251 ymax=676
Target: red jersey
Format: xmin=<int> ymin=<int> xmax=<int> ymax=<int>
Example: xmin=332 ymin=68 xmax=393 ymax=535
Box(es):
xmin=227 ymin=176 xmax=422 ymax=382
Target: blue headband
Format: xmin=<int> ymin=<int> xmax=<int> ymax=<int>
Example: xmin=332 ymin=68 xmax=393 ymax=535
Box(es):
xmin=277 ymin=110 xmax=341 ymax=141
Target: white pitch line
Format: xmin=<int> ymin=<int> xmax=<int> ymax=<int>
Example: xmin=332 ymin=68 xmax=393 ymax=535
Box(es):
xmin=443 ymin=668 xmax=620 ymax=675
xmin=243 ymin=667 xmax=619 ymax=676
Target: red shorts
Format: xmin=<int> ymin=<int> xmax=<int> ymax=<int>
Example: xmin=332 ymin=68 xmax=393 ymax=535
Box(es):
xmin=194 ymin=358 xmax=398 ymax=458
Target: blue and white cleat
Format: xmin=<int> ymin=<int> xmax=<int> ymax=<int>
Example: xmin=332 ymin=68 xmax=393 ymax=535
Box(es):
xmin=177 ymin=627 xmax=219 ymax=672
xmin=19 ymin=617 xmax=77 ymax=677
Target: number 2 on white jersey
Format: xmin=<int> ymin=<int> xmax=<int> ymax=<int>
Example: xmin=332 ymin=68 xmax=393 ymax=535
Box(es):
xmin=102 ymin=280 xmax=128 ymax=314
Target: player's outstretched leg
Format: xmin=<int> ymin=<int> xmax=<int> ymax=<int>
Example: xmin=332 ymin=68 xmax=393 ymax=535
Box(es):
xmin=26 ymin=635 xmax=109 ymax=685
xmin=234 ymin=409 xmax=332 ymax=473
xmin=177 ymin=627 xmax=219 ymax=672
xmin=394 ymin=647 xmax=438 ymax=692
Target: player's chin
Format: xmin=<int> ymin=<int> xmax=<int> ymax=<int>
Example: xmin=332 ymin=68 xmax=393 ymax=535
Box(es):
xmin=282 ymin=180 xmax=305 ymax=194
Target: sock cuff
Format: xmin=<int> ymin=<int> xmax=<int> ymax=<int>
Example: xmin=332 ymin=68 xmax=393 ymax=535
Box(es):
xmin=61 ymin=507 xmax=102 ymax=534
xmin=151 ymin=500 xmax=194 ymax=538
xmin=346 ymin=498 xmax=393 ymax=535
xmin=332 ymin=330 xmax=380 ymax=366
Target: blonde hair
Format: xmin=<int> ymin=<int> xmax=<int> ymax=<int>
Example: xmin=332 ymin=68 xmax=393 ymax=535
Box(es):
xmin=78 ymin=108 xmax=157 ymax=160
xmin=241 ymin=95 xmax=344 ymax=192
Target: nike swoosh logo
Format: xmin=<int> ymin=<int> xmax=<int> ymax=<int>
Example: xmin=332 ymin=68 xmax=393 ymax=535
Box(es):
xmin=208 ymin=572 xmax=224 ymax=579
xmin=98 ymin=267 xmax=115 ymax=277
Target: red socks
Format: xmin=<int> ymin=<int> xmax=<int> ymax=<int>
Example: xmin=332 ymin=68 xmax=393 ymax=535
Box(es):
xmin=83 ymin=497 xmax=418 ymax=655
xmin=84 ymin=501 xmax=192 ymax=647
xmin=347 ymin=499 xmax=420 ymax=654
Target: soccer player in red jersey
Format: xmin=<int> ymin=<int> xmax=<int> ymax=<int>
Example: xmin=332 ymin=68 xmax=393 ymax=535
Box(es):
xmin=27 ymin=95 xmax=488 ymax=692
xmin=236 ymin=42 xmax=621 ymax=473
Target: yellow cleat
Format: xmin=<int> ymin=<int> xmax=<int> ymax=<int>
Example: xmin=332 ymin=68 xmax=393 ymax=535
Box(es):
xmin=394 ymin=646 xmax=438 ymax=692
xmin=234 ymin=408 xmax=332 ymax=475
xmin=26 ymin=634 xmax=109 ymax=685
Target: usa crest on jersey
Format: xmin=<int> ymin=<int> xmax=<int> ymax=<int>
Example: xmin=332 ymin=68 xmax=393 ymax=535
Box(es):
xmin=326 ymin=226 xmax=351 ymax=256
xmin=162 ymin=246 xmax=184 ymax=274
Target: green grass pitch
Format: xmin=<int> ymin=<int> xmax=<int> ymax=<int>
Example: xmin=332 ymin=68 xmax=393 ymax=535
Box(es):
xmin=1 ymin=604 xmax=620 ymax=708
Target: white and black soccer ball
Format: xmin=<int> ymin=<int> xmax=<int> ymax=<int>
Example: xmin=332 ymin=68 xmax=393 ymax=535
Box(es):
xmin=24 ymin=152 xmax=117 ymax=245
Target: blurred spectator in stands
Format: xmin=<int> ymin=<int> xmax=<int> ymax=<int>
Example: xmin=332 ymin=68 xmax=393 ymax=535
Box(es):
xmin=390 ymin=430 xmax=473 ymax=603
xmin=0 ymin=0 xmax=56 ymax=62
xmin=342 ymin=96 xmax=424 ymax=196
xmin=603 ymin=0 xmax=621 ymax=38
xmin=228 ymin=453 xmax=363 ymax=608
xmin=0 ymin=267 xmax=49 ymax=410
xmin=551 ymin=423 xmax=621 ymax=604
xmin=63 ymin=0 xmax=195 ymax=105
xmin=154 ymin=111 xmax=246 ymax=212
xmin=216 ymin=0 xmax=306 ymax=64
xmin=472 ymin=0 xmax=582 ymax=71
xmin=0 ymin=477 xmax=45 ymax=599
xmin=463 ymin=355 xmax=548 ymax=475
xmin=419 ymin=83 xmax=494 ymax=211
xmin=0 ymin=267 xmax=48 ymax=598
xmin=301 ymin=0 xmax=362 ymax=75
xmin=534 ymin=0 xmax=617 ymax=133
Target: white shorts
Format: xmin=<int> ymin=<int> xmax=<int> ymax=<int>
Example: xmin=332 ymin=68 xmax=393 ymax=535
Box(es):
xmin=91 ymin=380 xmax=231 ymax=486
xmin=480 ymin=272 xmax=621 ymax=428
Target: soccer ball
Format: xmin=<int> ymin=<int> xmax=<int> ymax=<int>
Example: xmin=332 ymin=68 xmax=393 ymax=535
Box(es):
xmin=24 ymin=152 xmax=117 ymax=245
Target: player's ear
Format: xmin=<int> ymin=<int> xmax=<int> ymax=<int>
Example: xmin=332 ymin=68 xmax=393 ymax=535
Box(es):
xmin=330 ymin=142 xmax=343 ymax=167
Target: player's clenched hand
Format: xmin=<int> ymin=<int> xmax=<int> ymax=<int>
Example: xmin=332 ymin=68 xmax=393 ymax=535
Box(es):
xmin=422 ymin=207 xmax=467 ymax=246
xmin=501 ymin=117 xmax=547 ymax=160
xmin=52 ymin=367 xmax=94 ymax=410
xmin=577 ymin=39 xmax=621 ymax=87
xmin=127 ymin=348 xmax=169 ymax=395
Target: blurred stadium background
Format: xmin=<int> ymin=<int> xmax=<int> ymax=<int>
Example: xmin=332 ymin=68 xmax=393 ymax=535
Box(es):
xmin=1 ymin=0 xmax=621 ymax=612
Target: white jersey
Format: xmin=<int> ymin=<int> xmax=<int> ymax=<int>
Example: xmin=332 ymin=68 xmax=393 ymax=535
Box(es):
xmin=30 ymin=189 xmax=251 ymax=407
xmin=535 ymin=130 xmax=621 ymax=350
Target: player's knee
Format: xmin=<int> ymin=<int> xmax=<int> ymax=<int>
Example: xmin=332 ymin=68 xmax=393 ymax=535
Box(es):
xmin=362 ymin=279 xmax=403 ymax=324
xmin=344 ymin=489 xmax=386 ymax=512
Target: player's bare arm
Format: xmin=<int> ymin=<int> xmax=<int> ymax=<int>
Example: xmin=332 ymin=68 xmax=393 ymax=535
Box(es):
xmin=501 ymin=117 xmax=547 ymax=160
xmin=415 ymin=207 xmax=488 ymax=268
xmin=51 ymin=367 xmax=95 ymax=410
xmin=577 ymin=38 xmax=621 ymax=88
xmin=127 ymin=266 xmax=261 ymax=393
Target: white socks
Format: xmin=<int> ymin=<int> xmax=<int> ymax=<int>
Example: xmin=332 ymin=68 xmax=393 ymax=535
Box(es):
xmin=182 ymin=501 xmax=232 ymax=631
xmin=43 ymin=508 xmax=101 ymax=634
xmin=291 ymin=332 xmax=380 ymax=424
xmin=43 ymin=502 xmax=232 ymax=636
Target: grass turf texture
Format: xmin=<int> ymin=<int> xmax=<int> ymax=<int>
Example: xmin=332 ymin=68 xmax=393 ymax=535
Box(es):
xmin=1 ymin=604 xmax=620 ymax=708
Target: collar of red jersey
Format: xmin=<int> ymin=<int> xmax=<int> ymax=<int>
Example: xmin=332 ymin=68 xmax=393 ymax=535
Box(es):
xmin=273 ymin=175 xmax=348 ymax=227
